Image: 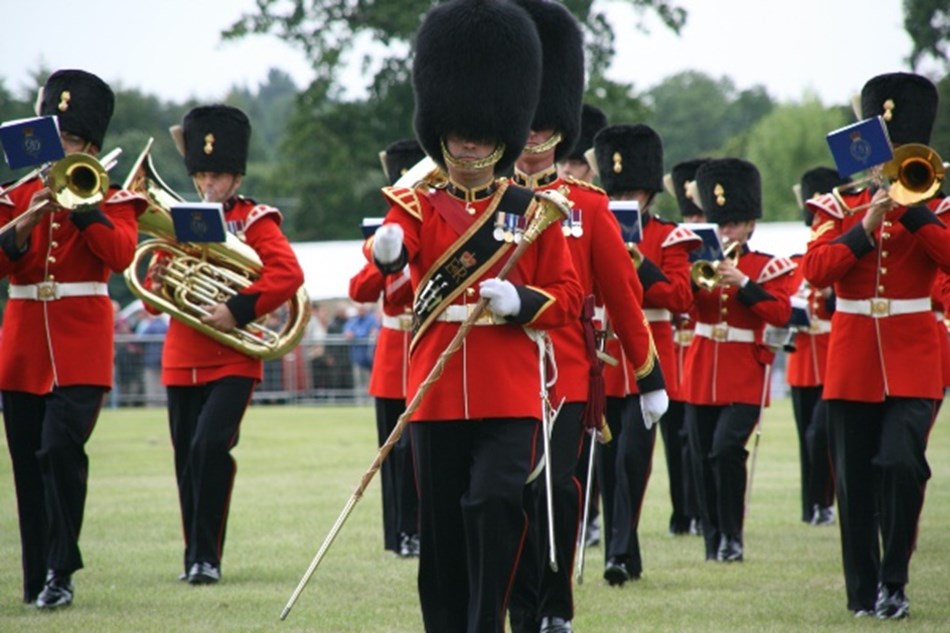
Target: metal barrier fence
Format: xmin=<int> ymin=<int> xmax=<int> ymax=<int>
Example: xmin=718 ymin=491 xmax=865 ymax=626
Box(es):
xmin=111 ymin=333 xmax=375 ymax=407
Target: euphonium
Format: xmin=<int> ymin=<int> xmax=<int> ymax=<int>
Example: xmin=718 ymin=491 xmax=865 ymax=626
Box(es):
xmin=690 ymin=239 xmax=742 ymax=292
xmin=122 ymin=139 xmax=310 ymax=361
xmin=832 ymin=143 xmax=948 ymax=212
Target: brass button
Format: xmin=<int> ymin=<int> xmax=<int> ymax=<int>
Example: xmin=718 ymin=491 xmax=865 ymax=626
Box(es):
xmin=465 ymin=287 xmax=476 ymax=297
xmin=721 ymin=307 xmax=728 ymax=315
xmin=48 ymin=274 xmax=55 ymax=281
xmin=51 ymin=222 xmax=60 ymax=230
xmin=878 ymin=284 xmax=885 ymax=293
xmin=51 ymin=241 xmax=59 ymax=249
xmin=882 ymin=251 xmax=889 ymax=258
xmin=880 ymin=267 xmax=887 ymax=275
xmin=47 ymin=256 xmax=56 ymax=263
xmin=882 ymin=232 xmax=891 ymax=239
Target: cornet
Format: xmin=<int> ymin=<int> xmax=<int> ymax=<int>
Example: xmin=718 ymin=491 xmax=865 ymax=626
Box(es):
xmin=0 ymin=149 xmax=121 ymax=239
xmin=690 ymin=239 xmax=742 ymax=291
xmin=832 ymin=143 xmax=947 ymax=213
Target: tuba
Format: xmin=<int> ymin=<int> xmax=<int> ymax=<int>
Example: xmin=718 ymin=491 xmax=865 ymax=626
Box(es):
xmin=122 ymin=139 xmax=311 ymax=361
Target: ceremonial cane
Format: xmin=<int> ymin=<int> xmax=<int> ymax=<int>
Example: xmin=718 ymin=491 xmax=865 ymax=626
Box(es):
xmin=744 ymin=360 xmax=773 ymax=515
xmin=279 ymin=189 xmax=571 ymax=621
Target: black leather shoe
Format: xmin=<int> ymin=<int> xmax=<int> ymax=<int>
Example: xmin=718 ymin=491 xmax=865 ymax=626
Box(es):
xmin=875 ymin=584 xmax=910 ymax=620
xmin=398 ymin=532 xmax=420 ymax=558
xmin=810 ymin=505 xmax=835 ymax=526
xmin=36 ymin=571 xmax=73 ymax=609
xmin=716 ymin=535 xmax=743 ymax=562
xmin=603 ymin=557 xmax=630 ymax=586
xmin=539 ymin=616 xmax=573 ymax=632
xmin=187 ymin=562 xmax=221 ymax=585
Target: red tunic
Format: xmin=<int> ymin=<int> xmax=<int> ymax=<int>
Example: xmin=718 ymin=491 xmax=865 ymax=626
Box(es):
xmin=529 ymin=176 xmax=663 ymax=403
xmin=785 ymin=254 xmax=832 ymax=388
xmin=349 ymin=261 xmax=413 ymax=399
xmin=932 ymin=269 xmax=950 ymax=389
xmin=155 ymin=197 xmax=305 ymax=385
xmin=802 ymin=192 xmax=950 ymax=401
xmin=380 ymin=179 xmax=583 ymax=421
xmin=0 ymin=179 xmax=146 ymax=393
xmin=604 ymin=214 xmax=699 ymax=398
xmin=682 ymin=247 xmax=794 ymax=406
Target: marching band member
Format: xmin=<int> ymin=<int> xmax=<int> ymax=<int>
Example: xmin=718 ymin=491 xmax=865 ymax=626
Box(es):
xmin=147 ymin=104 xmax=305 ymax=585
xmin=786 ymin=167 xmax=847 ymax=527
xmin=0 ymin=69 xmax=148 ymax=608
xmin=802 ymin=72 xmax=950 ymax=619
xmin=665 ymin=158 xmax=711 ymax=536
xmin=349 ymin=139 xmax=424 ymax=557
xmin=506 ymin=2 xmax=665 ymax=630
xmin=370 ymin=1 xmax=583 ymax=630
xmin=683 ymin=158 xmax=794 ymax=563
xmin=591 ymin=124 xmax=698 ymax=585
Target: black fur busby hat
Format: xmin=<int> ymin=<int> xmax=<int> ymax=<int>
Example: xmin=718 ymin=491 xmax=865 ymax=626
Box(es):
xmin=695 ymin=158 xmax=762 ymax=223
xmin=669 ymin=158 xmax=709 ymax=218
xmin=799 ymin=166 xmax=850 ymax=226
xmin=181 ymin=105 xmax=251 ymax=175
xmin=860 ymin=72 xmax=938 ymax=146
xmin=592 ymin=124 xmax=664 ymax=196
xmin=380 ymin=138 xmax=426 ymax=186
xmin=514 ymin=0 xmax=585 ymax=162
xmin=566 ymin=104 xmax=608 ymax=162
xmin=412 ymin=0 xmax=542 ymax=175
xmin=39 ymin=69 xmax=114 ymax=149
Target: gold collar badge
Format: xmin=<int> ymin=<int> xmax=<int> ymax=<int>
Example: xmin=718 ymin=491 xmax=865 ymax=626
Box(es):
xmin=203 ymin=133 xmax=215 ymax=155
xmin=714 ymin=183 xmax=726 ymax=206
xmin=58 ymin=91 xmax=71 ymax=112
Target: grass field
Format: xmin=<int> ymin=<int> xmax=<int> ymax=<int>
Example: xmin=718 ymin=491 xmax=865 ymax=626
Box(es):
xmin=1 ymin=399 xmax=949 ymax=632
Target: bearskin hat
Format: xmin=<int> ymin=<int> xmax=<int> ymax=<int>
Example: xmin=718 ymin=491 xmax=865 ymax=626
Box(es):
xmin=181 ymin=105 xmax=251 ymax=175
xmin=669 ymin=158 xmax=710 ymax=218
xmin=380 ymin=138 xmax=426 ymax=186
xmin=566 ymin=104 xmax=608 ymax=162
xmin=39 ymin=69 xmax=114 ymax=149
xmin=514 ymin=0 xmax=585 ymax=162
xmin=412 ymin=0 xmax=542 ymax=175
xmin=592 ymin=124 xmax=664 ymax=196
xmin=861 ymin=72 xmax=938 ymax=146
xmin=695 ymin=158 xmax=762 ymax=223
xmin=799 ymin=166 xmax=850 ymax=226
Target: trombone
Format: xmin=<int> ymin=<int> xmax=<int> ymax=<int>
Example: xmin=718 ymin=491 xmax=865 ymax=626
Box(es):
xmin=832 ymin=143 xmax=947 ymax=213
xmin=0 ymin=149 xmax=121 ymax=238
xmin=690 ymin=239 xmax=742 ymax=291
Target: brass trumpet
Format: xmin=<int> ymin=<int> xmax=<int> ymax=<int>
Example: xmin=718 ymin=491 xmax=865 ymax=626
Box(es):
xmin=122 ymin=139 xmax=310 ymax=361
xmin=690 ymin=239 xmax=742 ymax=291
xmin=0 ymin=149 xmax=120 ymax=238
xmin=832 ymin=143 xmax=947 ymax=212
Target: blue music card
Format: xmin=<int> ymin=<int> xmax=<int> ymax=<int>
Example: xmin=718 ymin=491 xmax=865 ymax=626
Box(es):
xmin=170 ymin=203 xmax=226 ymax=243
xmin=608 ymin=200 xmax=642 ymax=244
xmin=681 ymin=222 xmax=723 ymax=262
xmin=361 ymin=217 xmax=384 ymax=238
xmin=826 ymin=116 xmax=893 ymax=177
xmin=0 ymin=116 xmax=65 ymax=169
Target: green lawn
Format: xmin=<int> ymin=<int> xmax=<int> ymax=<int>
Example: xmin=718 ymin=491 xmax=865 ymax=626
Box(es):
xmin=1 ymin=400 xmax=949 ymax=632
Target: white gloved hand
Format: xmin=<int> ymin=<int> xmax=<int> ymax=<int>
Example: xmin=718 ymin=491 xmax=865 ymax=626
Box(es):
xmin=640 ymin=389 xmax=669 ymax=430
xmin=372 ymin=223 xmax=404 ymax=265
xmin=478 ymin=278 xmax=521 ymax=318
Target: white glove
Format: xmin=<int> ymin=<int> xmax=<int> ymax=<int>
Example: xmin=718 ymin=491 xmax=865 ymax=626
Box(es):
xmin=372 ymin=223 xmax=404 ymax=265
xmin=640 ymin=389 xmax=669 ymax=430
xmin=478 ymin=278 xmax=521 ymax=318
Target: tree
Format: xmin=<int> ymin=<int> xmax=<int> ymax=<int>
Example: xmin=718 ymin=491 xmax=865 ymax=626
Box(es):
xmin=904 ymin=0 xmax=950 ymax=72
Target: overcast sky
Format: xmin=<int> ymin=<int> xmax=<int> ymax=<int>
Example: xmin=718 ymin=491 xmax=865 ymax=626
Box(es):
xmin=0 ymin=0 xmax=935 ymax=110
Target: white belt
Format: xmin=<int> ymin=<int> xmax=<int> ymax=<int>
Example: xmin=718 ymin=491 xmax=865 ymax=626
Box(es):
xmin=435 ymin=304 xmax=500 ymax=326
xmin=806 ymin=318 xmax=832 ymax=334
xmin=694 ymin=322 xmax=756 ymax=343
xmin=381 ymin=314 xmax=413 ymax=331
xmin=835 ymin=297 xmax=930 ymax=318
xmin=9 ymin=281 xmax=109 ymax=301
xmin=642 ymin=308 xmax=672 ymax=322
xmin=673 ymin=329 xmax=694 ymax=346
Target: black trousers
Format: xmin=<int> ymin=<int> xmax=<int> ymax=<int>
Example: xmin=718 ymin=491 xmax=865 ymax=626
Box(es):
xmin=827 ymin=398 xmax=935 ymax=612
xmin=509 ymin=402 xmax=584 ymax=630
xmin=167 ymin=376 xmax=254 ymax=571
xmin=374 ymin=396 xmax=417 ymax=551
xmin=791 ymin=386 xmax=834 ymax=521
xmin=685 ymin=403 xmax=759 ymax=559
xmin=659 ymin=399 xmax=696 ymax=532
xmin=606 ymin=394 xmax=657 ymax=576
xmin=411 ymin=418 xmax=538 ymax=633
xmin=3 ymin=386 xmax=104 ymax=602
